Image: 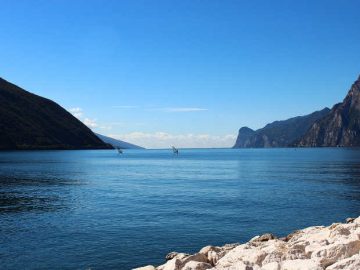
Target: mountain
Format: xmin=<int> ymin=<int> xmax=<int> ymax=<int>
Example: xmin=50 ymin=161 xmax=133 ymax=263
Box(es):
xmin=233 ymin=108 xmax=330 ymax=148
xmin=0 ymin=78 xmax=112 ymax=150
xmin=95 ymin=133 xmax=145 ymax=149
xmin=297 ymin=75 xmax=360 ymax=147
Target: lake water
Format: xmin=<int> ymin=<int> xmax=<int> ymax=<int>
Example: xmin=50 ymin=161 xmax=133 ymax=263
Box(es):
xmin=1 ymin=148 xmax=360 ymax=269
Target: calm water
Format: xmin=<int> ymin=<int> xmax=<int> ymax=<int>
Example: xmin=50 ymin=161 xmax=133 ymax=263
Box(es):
xmin=1 ymin=148 xmax=360 ymax=269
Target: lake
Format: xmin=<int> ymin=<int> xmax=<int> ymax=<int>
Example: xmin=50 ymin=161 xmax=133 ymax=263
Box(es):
xmin=1 ymin=148 xmax=360 ymax=269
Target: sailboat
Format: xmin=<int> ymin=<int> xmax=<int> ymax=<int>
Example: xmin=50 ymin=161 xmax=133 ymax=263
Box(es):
xmin=172 ymin=146 xmax=179 ymax=155
xmin=115 ymin=146 xmax=123 ymax=154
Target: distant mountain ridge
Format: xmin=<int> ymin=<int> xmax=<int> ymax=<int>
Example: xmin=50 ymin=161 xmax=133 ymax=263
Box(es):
xmin=296 ymin=75 xmax=360 ymax=147
xmin=95 ymin=133 xmax=144 ymax=149
xmin=234 ymin=74 xmax=360 ymax=148
xmin=0 ymin=78 xmax=111 ymax=150
xmin=233 ymin=108 xmax=330 ymax=148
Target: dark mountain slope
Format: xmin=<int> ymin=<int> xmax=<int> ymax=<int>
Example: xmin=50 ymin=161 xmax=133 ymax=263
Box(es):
xmin=233 ymin=108 xmax=330 ymax=148
xmin=0 ymin=78 xmax=112 ymax=150
xmin=95 ymin=133 xmax=145 ymax=149
xmin=297 ymin=75 xmax=360 ymax=147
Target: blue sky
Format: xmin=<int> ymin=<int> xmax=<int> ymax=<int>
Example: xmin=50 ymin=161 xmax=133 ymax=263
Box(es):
xmin=1 ymin=0 xmax=359 ymax=148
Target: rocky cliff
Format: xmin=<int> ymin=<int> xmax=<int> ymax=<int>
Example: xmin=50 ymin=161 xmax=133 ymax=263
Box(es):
xmin=0 ymin=78 xmax=112 ymax=150
xmin=297 ymin=75 xmax=360 ymax=147
xmin=233 ymin=108 xmax=330 ymax=148
xmin=135 ymin=217 xmax=360 ymax=270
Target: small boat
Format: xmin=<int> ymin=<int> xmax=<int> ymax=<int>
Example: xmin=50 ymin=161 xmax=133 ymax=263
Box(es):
xmin=172 ymin=146 xmax=179 ymax=155
xmin=115 ymin=146 xmax=123 ymax=154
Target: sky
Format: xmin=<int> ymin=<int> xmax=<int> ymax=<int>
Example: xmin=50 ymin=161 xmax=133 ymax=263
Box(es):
xmin=0 ymin=0 xmax=359 ymax=148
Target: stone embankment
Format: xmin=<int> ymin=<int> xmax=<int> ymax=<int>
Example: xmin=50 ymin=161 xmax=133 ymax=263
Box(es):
xmin=134 ymin=217 xmax=360 ymax=270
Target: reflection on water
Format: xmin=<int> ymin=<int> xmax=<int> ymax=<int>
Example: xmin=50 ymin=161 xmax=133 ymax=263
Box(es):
xmin=0 ymin=148 xmax=360 ymax=269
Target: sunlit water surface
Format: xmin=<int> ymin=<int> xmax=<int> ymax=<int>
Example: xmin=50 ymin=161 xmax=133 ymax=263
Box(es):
xmin=1 ymin=148 xmax=360 ymax=269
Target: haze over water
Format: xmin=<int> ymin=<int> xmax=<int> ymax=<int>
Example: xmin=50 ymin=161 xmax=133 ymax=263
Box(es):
xmin=1 ymin=148 xmax=360 ymax=269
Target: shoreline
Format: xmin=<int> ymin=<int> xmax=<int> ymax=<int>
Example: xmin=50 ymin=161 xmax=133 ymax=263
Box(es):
xmin=135 ymin=217 xmax=360 ymax=270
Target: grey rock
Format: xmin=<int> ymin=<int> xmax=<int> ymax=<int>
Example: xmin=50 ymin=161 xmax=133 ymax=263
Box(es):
xmin=233 ymin=108 xmax=330 ymax=148
xmin=346 ymin=217 xmax=356 ymax=224
xmin=253 ymin=233 xmax=277 ymax=242
xmin=297 ymin=75 xmax=360 ymax=147
xmin=166 ymin=252 xmax=180 ymax=261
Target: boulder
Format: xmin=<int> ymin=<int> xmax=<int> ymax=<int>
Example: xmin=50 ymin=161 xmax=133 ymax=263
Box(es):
xmin=166 ymin=252 xmax=184 ymax=261
xmin=251 ymin=234 xmax=277 ymax=243
xmin=136 ymin=216 xmax=360 ymax=270
xmin=198 ymin=244 xmax=238 ymax=266
xmin=157 ymin=258 xmax=182 ymax=270
xmin=353 ymin=217 xmax=360 ymax=224
xmin=182 ymin=253 xmax=208 ymax=265
xmin=329 ymin=226 xmax=351 ymax=239
xmin=181 ymin=261 xmax=212 ymax=270
xmin=207 ymin=250 xmax=219 ymax=266
xmin=311 ymin=239 xmax=360 ymax=267
xmin=346 ymin=218 xmax=355 ymax=224
xmin=215 ymin=244 xmax=266 ymax=267
xmin=133 ymin=266 xmax=156 ymax=270
xmin=280 ymin=259 xmax=322 ymax=270
xmin=213 ymin=260 xmax=260 ymax=270
xmin=157 ymin=253 xmax=208 ymax=270
xmin=261 ymin=262 xmax=280 ymax=270
xmin=283 ymin=230 xmax=302 ymax=242
xmin=282 ymin=243 xmax=308 ymax=260
xmin=326 ymin=252 xmax=360 ymax=270
xmin=199 ymin=246 xmax=220 ymax=256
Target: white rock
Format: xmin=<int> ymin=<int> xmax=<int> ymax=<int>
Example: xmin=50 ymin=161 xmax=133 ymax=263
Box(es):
xmin=137 ymin=216 xmax=360 ymax=270
xmin=353 ymin=217 xmax=360 ymax=224
xmin=280 ymin=259 xmax=322 ymax=270
xmin=260 ymin=262 xmax=280 ymax=270
xmin=250 ymin=236 xmax=261 ymax=242
xmin=311 ymin=239 xmax=360 ymax=267
xmin=326 ymin=252 xmax=360 ymax=269
xmin=198 ymin=246 xmax=222 ymax=265
xmin=282 ymin=246 xmax=308 ymax=261
xmin=158 ymin=258 xmax=182 ymax=270
xmin=182 ymin=253 xmax=209 ymax=266
xmin=158 ymin=253 xmax=209 ymax=270
xmin=329 ymin=225 xmax=351 ymax=239
xmin=199 ymin=246 xmax=221 ymax=256
xmin=208 ymin=250 xmax=219 ymax=265
xmin=215 ymin=244 xmax=266 ymax=268
xmin=214 ymin=260 xmax=260 ymax=270
xmin=261 ymin=241 xmax=286 ymax=264
xmin=133 ymin=266 xmax=156 ymax=270
xmin=181 ymin=261 xmax=212 ymax=270
xmin=262 ymin=251 xmax=283 ymax=265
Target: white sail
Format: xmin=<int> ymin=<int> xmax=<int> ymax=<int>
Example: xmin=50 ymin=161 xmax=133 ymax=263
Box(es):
xmin=172 ymin=146 xmax=179 ymax=155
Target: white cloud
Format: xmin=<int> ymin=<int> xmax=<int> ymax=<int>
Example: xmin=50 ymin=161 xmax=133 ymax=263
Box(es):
xmin=67 ymin=108 xmax=147 ymax=131
xmin=68 ymin=107 xmax=98 ymax=129
xmin=83 ymin=118 xmax=98 ymax=128
xmin=68 ymin=107 xmax=83 ymax=118
xmin=108 ymin=132 xmax=236 ymax=149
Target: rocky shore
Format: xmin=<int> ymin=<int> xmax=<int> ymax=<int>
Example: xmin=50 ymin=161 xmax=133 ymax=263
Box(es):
xmin=135 ymin=217 xmax=360 ymax=270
